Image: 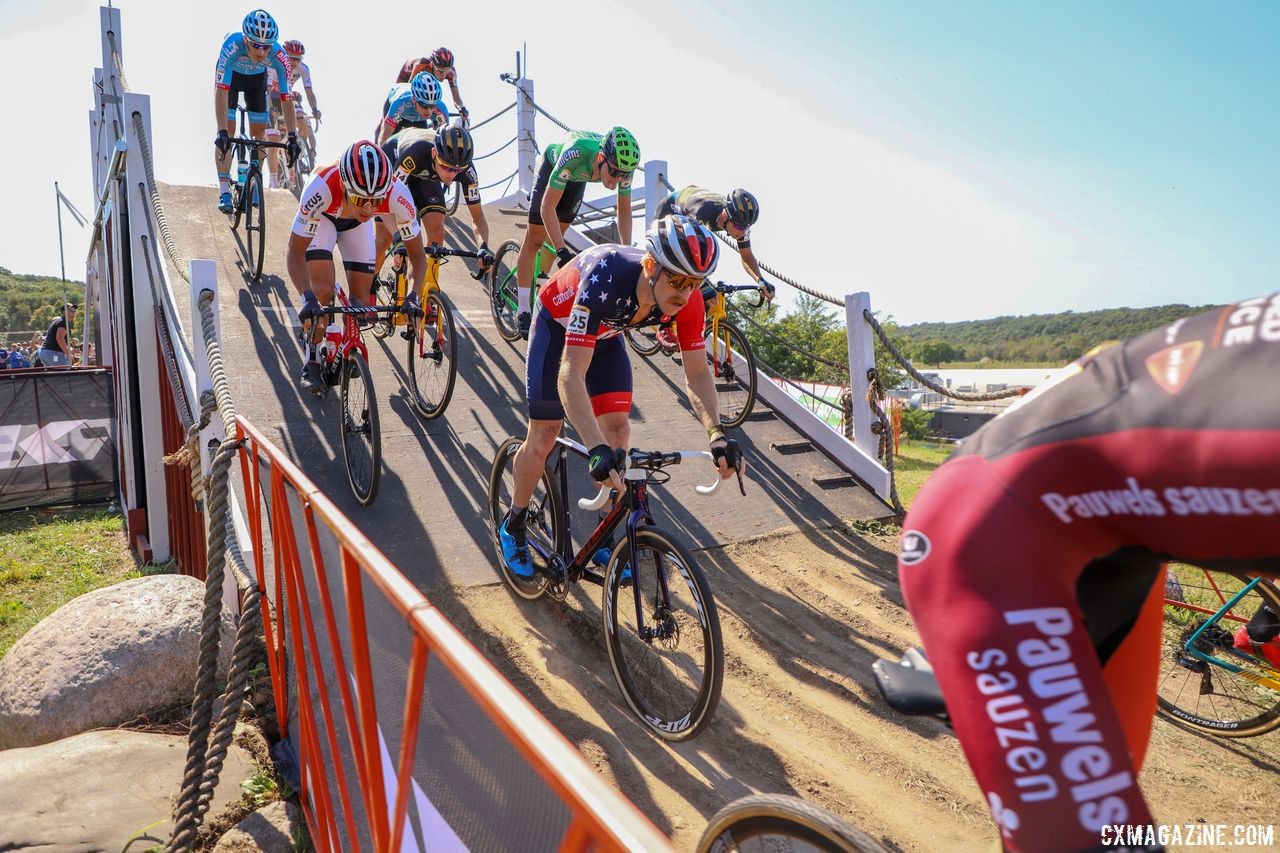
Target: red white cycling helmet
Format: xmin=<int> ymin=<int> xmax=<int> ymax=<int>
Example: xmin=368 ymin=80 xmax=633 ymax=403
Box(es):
xmin=282 ymin=39 xmax=304 ymax=57
xmin=431 ymin=47 xmax=455 ymax=68
xmin=646 ymin=215 xmax=719 ymax=278
xmin=338 ymin=141 xmax=393 ymax=199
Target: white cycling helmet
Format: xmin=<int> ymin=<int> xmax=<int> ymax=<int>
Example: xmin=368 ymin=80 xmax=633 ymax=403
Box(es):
xmin=339 ymin=141 xmax=393 ymax=199
xmin=410 ymin=71 xmax=442 ymax=107
xmin=242 ymin=10 xmax=278 ymax=46
xmin=646 ymin=215 xmax=719 ymax=278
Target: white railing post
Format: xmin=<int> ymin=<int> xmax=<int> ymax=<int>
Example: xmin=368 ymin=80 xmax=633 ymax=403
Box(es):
xmin=515 ymin=77 xmax=537 ymax=198
xmin=643 ymin=159 xmax=668 ymax=230
xmin=845 ymin=292 xmax=879 ymax=456
xmin=122 ymin=91 xmax=171 ymax=561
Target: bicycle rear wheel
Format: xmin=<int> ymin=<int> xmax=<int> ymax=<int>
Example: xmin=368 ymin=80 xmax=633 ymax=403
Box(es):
xmin=625 ymin=327 xmax=662 ymax=358
xmin=707 ymin=320 xmax=757 ymax=429
xmin=697 ymin=793 xmax=886 ymax=853
xmin=446 ymin=183 xmax=460 ymax=215
xmin=407 ymin=292 xmax=458 ymax=419
xmin=244 ymin=171 xmax=266 ymax=282
xmin=486 ymin=437 xmax=560 ymax=600
xmin=340 ymin=350 xmax=381 ymax=505
xmin=490 ymin=239 xmax=522 ymax=342
xmin=603 ymin=526 xmax=723 ymax=740
xmin=1157 ymin=568 xmax=1280 ymax=737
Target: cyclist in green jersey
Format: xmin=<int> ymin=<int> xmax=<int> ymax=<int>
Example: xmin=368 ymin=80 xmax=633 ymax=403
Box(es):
xmin=513 ymin=127 xmax=641 ymax=339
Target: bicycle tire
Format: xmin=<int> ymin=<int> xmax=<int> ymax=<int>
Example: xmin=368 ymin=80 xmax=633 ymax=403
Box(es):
xmin=1157 ymin=570 xmax=1280 ymax=737
xmin=708 ymin=320 xmax=757 ymax=429
xmin=602 ymin=526 xmax=723 ymax=741
xmin=407 ymin=292 xmax=458 ymax=420
xmin=371 ymin=253 xmax=402 ymax=339
xmin=625 ymin=327 xmax=662 ymax=358
xmin=696 ymin=793 xmax=886 ymax=853
xmin=245 ymin=171 xmax=266 ymax=283
xmin=446 ymin=183 xmax=460 ymax=215
xmin=229 ymin=171 xmax=244 ymax=231
xmin=340 ymin=350 xmax=381 ymax=506
xmin=486 ymin=437 xmax=560 ymax=600
xmin=490 ymin=239 xmax=522 ymax=342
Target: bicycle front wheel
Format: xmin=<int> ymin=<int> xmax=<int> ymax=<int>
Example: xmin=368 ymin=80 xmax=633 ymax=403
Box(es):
xmin=244 ymin=171 xmax=266 ymax=283
xmin=407 ymin=292 xmax=458 ymax=420
xmin=603 ymin=527 xmax=723 ymax=741
xmin=487 ymin=437 xmax=560 ymax=600
xmin=625 ymin=327 xmax=662 ymax=358
xmin=1157 ymin=568 xmax=1280 ymax=737
xmin=446 ymin=182 xmax=461 ymax=215
xmin=490 ymin=239 xmax=522 ymax=342
xmin=707 ymin=320 xmax=757 ymax=429
xmin=696 ymin=793 xmax=885 ymax=853
xmin=340 ymin=350 xmax=381 ymax=505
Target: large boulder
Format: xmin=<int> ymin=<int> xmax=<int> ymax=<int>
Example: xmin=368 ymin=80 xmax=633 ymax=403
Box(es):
xmin=213 ymin=801 xmax=303 ymax=853
xmin=0 ymin=574 xmax=235 ymax=749
xmin=0 ymin=728 xmax=255 ymax=850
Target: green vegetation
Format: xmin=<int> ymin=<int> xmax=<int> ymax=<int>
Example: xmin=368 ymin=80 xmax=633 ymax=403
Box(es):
xmin=898 ymin=303 xmax=1216 ymax=364
xmin=0 ymin=266 xmax=86 ymax=346
xmin=0 ymin=506 xmax=139 ymax=656
xmin=892 ymin=440 xmax=953 ymax=509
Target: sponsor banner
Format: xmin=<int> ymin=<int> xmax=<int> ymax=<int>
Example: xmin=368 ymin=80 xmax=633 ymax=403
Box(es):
xmin=0 ymin=368 xmax=117 ymax=511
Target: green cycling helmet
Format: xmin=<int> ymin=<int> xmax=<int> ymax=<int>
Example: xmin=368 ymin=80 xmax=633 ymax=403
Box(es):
xmin=601 ymin=126 xmax=641 ymax=173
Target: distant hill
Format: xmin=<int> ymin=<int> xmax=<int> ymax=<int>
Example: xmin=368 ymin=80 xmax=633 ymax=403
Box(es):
xmin=0 ymin=267 xmax=86 ymax=344
xmin=897 ymin=303 xmax=1219 ymax=364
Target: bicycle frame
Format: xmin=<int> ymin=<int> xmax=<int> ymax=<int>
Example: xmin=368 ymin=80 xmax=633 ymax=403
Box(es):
xmin=1178 ymin=576 xmax=1280 ymax=690
xmin=497 ymin=241 xmax=556 ymax=311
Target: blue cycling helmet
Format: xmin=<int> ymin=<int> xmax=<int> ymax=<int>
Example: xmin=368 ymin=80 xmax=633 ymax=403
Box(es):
xmin=242 ymin=10 xmax=278 ymax=46
xmin=410 ymin=71 xmax=442 ymax=107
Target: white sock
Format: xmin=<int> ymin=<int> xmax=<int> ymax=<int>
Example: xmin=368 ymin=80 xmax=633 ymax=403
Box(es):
xmin=517 ymin=287 xmax=532 ymax=316
xmin=218 ymin=180 xmax=230 ymax=194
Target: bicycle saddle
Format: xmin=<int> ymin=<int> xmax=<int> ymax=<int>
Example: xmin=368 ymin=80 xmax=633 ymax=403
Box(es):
xmin=872 ymin=646 xmax=948 ymax=719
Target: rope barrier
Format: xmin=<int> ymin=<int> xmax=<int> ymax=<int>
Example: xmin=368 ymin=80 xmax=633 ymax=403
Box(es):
xmin=132 ymin=113 xmax=192 ymax=285
xmin=865 ymin=368 xmax=906 ymax=517
xmin=728 ymin=303 xmax=849 ymax=374
xmin=474 ymin=135 xmax=517 ymax=161
xmin=477 ymin=169 xmax=518 ymax=192
xmin=468 ymin=100 xmax=516 ymax=132
xmin=861 ymin=309 xmax=1027 ymax=402
xmin=711 ymin=229 xmax=842 ymax=307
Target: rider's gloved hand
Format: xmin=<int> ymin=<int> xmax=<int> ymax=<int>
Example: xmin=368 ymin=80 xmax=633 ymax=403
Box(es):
xmin=587 ymin=443 xmax=625 ymax=485
xmin=312 ymin=108 xmax=322 ymax=121
xmin=477 ymin=242 xmax=495 ymax=270
xmin=758 ymin=278 xmax=776 ymax=301
xmin=215 ymin=129 xmax=231 ymax=155
xmin=402 ymin=291 xmax=424 ymax=322
xmin=556 ymin=247 xmax=577 ymax=269
xmin=457 ymin=104 xmax=470 ymax=122
xmin=285 ymin=132 xmax=301 ymax=167
xmin=710 ymin=431 xmax=741 ymax=478
xmin=298 ymin=289 xmax=323 ymax=325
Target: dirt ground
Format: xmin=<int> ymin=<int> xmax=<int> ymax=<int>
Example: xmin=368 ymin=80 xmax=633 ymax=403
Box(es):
xmin=437 ymin=523 xmax=1280 ymax=852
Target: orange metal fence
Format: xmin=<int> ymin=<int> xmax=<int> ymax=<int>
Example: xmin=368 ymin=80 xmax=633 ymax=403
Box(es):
xmin=236 ymin=416 xmax=674 ymax=853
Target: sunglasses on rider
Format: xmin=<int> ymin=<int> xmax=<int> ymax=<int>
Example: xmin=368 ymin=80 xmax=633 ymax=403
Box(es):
xmin=437 ymin=161 xmax=467 ymax=174
xmin=663 ymin=270 xmax=704 ymax=292
xmin=248 ymin=40 xmax=272 ymax=51
xmin=603 ymin=162 xmax=632 ymax=180
xmin=346 ymin=193 xmax=383 ymax=209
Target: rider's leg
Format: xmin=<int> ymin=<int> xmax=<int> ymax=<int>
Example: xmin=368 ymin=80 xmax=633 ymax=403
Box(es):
xmin=516 ymin=222 xmax=549 ymax=315
xmin=338 ymin=221 xmax=377 ymax=304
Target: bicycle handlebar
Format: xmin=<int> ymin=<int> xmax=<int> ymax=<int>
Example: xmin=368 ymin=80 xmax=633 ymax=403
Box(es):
xmin=425 ymin=244 xmax=489 ymax=281
xmin=321 ymin=303 xmax=406 ymax=318
xmin=228 ymin=137 xmax=290 ymax=150
xmin=709 ymin=281 xmax=768 ymax=309
xmin=577 ymin=450 xmax=734 ymax=510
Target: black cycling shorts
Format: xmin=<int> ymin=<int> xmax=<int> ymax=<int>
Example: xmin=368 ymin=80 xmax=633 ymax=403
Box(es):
xmin=227 ymin=71 xmax=269 ymax=123
xmin=528 ymin=156 xmax=585 ymax=227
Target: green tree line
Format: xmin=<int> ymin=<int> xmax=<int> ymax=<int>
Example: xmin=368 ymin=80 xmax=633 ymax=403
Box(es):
xmin=0 ymin=267 xmax=87 ymax=345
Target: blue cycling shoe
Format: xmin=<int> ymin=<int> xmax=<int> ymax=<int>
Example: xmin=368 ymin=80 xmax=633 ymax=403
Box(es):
xmin=499 ymin=514 xmax=536 ymax=579
xmin=217 ymin=191 xmax=234 ymax=214
xmin=593 ymin=547 xmax=631 ymax=586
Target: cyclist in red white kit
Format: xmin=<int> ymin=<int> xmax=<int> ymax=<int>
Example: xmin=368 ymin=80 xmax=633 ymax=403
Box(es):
xmin=287 ymin=140 xmax=427 ymax=394
xmin=899 ymin=294 xmax=1280 ymax=852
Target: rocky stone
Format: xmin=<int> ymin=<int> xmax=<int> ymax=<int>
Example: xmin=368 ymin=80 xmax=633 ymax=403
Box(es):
xmin=212 ymin=801 xmax=303 ymax=853
xmin=0 ymin=728 xmax=255 ymax=851
xmin=0 ymin=574 xmax=236 ymax=749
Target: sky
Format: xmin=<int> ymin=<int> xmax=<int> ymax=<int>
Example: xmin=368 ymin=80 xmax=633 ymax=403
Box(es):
xmin=0 ymin=0 xmax=1276 ymax=324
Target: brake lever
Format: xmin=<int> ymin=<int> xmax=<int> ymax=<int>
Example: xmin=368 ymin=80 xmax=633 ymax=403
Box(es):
xmin=735 ymin=456 xmax=747 ymax=496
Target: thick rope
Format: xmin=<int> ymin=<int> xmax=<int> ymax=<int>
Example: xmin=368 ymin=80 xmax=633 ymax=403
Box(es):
xmin=474 ymin=135 xmax=517 ymax=161
xmin=728 ymin=303 xmax=849 ymax=374
xmin=133 ymin=113 xmax=192 ymax=285
xmin=861 ymin=309 xmax=1027 ymax=402
xmin=478 ymin=169 xmax=518 ymax=192
xmin=865 ymin=368 xmax=906 ymax=517
xmin=712 ymin=229 xmax=841 ymax=306
xmin=468 ymin=100 xmax=516 ymax=132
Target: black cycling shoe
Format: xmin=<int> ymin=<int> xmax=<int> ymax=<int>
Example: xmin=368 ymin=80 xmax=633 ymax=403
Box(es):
xmin=300 ymin=361 xmax=324 ymax=395
xmin=517 ymin=312 xmax=531 ymax=341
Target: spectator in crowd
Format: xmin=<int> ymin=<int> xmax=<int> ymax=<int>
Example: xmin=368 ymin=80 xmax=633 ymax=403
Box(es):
xmin=37 ymin=303 xmax=78 ymax=367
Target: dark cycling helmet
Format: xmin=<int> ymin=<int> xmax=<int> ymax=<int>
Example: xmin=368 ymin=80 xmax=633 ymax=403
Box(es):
xmin=339 ymin=141 xmax=394 ymax=198
xmin=410 ymin=72 xmax=442 ymax=107
xmin=726 ymin=188 xmax=759 ymax=228
xmin=282 ymin=39 xmax=304 ymax=57
xmin=434 ymin=125 xmax=474 ymax=168
xmin=646 ymin=215 xmax=719 ymax=278
xmin=601 ymin=126 xmax=641 ymax=173
xmin=241 ymin=10 xmax=278 ymax=46
xmin=431 ymin=47 xmax=455 ymax=68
